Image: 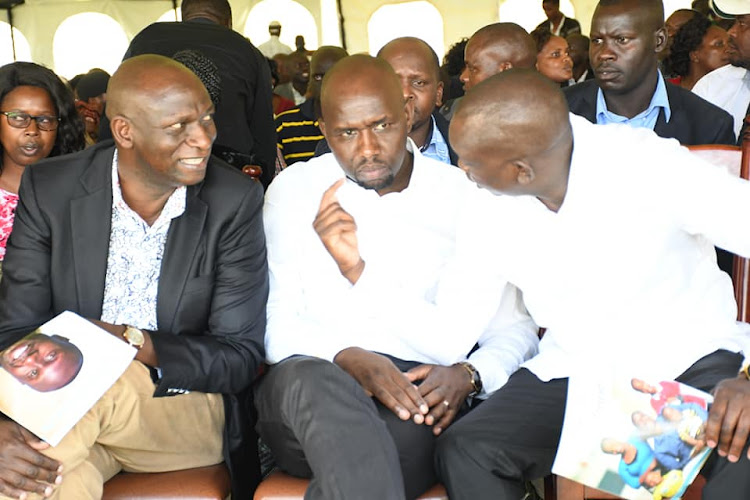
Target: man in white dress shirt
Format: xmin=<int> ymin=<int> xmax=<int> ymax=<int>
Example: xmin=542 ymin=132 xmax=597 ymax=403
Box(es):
xmin=693 ymin=0 xmax=750 ymax=139
xmin=255 ymin=55 xmax=538 ymax=500
xmin=435 ymin=68 xmax=750 ymax=500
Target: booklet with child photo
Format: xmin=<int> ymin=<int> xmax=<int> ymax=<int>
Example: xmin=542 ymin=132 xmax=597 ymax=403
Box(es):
xmin=552 ymin=372 xmax=713 ymax=500
xmin=0 ymin=311 xmax=136 ymax=446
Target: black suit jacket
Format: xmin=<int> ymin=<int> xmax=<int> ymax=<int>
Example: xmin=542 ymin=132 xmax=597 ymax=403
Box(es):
xmin=0 ymin=142 xmax=268 ymax=498
xmin=124 ymin=18 xmax=277 ymax=187
xmin=564 ymin=79 xmax=736 ymax=145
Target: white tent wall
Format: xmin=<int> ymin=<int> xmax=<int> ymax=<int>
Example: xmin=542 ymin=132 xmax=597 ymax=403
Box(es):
xmin=10 ymin=1 xmax=177 ymax=74
xmin=0 ymin=0 xmax=695 ymax=78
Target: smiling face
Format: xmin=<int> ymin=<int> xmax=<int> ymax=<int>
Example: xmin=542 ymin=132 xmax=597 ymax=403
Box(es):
xmin=589 ymin=2 xmax=665 ymax=96
xmin=0 ymin=333 xmax=83 ymax=392
xmin=536 ymin=35 xmax=574 ymax=83
xmin=112 ymin=64 xmax=217 ymax=193
xmin=0 ymin=85 xmax=57 ymax=171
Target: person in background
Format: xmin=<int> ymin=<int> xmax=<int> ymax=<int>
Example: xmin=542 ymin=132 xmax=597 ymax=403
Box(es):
xmin=664 ymin=15 xmax=729 ymax=90
xmin=566 ymin=33 xmax=594 ymax=84
xmin=258 ymin=20 xmax=292 ymax=59
xmin=274 ymin=51 xmax=310 ymax=105
xmin=379 ymin=37 xmax=458 ymax=165
xmin=441 ymin=38 xmax=468 ymax=103
xmin=275 ymin=46 xmax=347 ymax=166
xmin=535 ymin=0 xmax=581 ymax=38
xmin=663 ymin=8 xmax=701 ymax=68
xmin=73 ymin=68 xmax=109 ymax=146
xmin=123 ymin=0 xmax=277 ymax=187
xmin=692 ymin=0 xmax=750 ymax=141
xmin=531 ymin=28 xmax=573 ymax=86
xmin=267 ymin=58 xmax=295 ymax=116
xmin=0 ymin=62 xmax=84 ymax=279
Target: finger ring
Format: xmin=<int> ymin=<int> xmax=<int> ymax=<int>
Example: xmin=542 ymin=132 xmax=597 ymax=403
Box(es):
xmin=443 ymin=400 xmax=450 ymax=408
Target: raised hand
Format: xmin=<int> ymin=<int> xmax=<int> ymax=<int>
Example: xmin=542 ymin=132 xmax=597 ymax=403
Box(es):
xmin=0 ymin=419 xmax=62 ymax=499
xmin=313 ymin=179 xmax=364 ymax=284
xmin=706 ymin=377 xmax=750 ymax=462
xmin=335 ymin=347 xmax=428 ymax=423
xmin=406 ymin=364 xmax=473 ymax=435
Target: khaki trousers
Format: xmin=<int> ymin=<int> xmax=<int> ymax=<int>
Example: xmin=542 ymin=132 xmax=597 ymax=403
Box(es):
xmin=2 ymin=361 xmax=225 ymax=500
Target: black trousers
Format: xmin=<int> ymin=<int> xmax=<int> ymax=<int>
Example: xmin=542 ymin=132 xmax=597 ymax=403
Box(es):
xmin=254 ymin=356 xmax=437 ymax=500
xmin=435 ymin=350 xmax=750 ymax=500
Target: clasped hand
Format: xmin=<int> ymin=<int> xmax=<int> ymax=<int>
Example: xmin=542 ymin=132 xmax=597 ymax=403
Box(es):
xmin=335 ymin=348 xmax=472 ymax=435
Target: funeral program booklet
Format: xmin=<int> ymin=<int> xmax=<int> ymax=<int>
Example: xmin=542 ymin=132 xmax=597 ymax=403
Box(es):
xmin=553 ymin=372 xmax=713 ymax=500
xmin=0 ymin=311 xmax=135 ymax=446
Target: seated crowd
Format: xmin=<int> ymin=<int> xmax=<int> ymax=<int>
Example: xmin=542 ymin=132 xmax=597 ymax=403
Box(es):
xmin=0 ymin=0 xmax=750 ymax=499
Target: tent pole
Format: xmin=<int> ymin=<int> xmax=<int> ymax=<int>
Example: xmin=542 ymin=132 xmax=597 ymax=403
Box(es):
xmin=7 ymin=7 xmax=15 ymax=61
xmin=336 ymin=0 xmax=346 ymax=51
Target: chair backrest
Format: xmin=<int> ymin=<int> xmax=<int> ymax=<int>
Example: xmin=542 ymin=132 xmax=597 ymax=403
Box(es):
xmin=686 ymin=141 xmax=750 ymax=322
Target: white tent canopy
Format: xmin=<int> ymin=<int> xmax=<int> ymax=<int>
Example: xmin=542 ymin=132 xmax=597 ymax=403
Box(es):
xmin=0 ymin=0 xmax=695 ymax=79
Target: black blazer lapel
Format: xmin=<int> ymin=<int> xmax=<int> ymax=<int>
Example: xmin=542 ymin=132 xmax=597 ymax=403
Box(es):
xmin=70 ymin=148 xmax=114 ymax=318
xmin=156 ymin=190 xmax=208 ymax=333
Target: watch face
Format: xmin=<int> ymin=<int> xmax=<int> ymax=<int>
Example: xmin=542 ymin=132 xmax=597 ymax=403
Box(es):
xmin=125 ymin=327 xmax=145 ymax=347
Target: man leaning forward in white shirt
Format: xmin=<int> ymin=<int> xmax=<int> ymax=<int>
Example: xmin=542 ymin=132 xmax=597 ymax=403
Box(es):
xmin=256 ymin=54 xmax=539 ymax=500
xmin=435 ymin=68 xmax=750 ymax=500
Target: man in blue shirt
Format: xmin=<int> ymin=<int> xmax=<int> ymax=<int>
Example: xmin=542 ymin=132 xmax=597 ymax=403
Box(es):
xmin=378 ymin=37 xmax=458 ymax=166
xmin=564 ymin=0 xmax=734 ymax=146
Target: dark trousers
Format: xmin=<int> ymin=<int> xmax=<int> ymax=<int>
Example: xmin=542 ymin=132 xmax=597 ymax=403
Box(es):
xmin=435 ymin=350 xmax=750 ymax=500
xmin=254 ymin=356 xmax=437 ymax=500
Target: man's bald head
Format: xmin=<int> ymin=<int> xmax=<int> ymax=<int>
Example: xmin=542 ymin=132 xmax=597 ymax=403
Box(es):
xmin=107 ymin=54 xmax=210 ymax=121
xmin=320 ymin=54 xmax=405 ymax=122
xmin=107 ymin=54 xmax=216 ymax=191
xmin=451 ymin=69 xmax=572 ymax=204
xmin=377 ymin=37 xmax=443 ymax=144
xmin=461 ymin=23 xmax=536 ymax=91
xmin=319 ymin=55 xmax=413 ymax=195
xmin=307 ymin=46 xmax=348 ymax=99
xmin=378 ymin=37 xmax=441 ymax=81
xmin=455 ymin=68 xmax=568 ymax=146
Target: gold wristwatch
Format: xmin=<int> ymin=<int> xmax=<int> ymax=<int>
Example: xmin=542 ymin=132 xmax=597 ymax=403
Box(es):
xmin=457 ymin=361 xmax=483 ymax=396
xmin=123 ymin=325 xmax=145 ymax=349
xmin=740 ymin=360 xmax=750 ymax=381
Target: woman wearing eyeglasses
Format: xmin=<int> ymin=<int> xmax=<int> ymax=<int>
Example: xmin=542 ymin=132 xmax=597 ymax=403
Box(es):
xmin=0 ymin=62 xmax=84 ymax=277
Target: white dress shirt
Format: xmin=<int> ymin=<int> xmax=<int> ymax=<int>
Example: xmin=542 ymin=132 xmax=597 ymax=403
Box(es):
xmin=264 ymin=140 xmax=538 ymax=396
xmin=258 ymin=36 xmax=292 ymax=59
xmin=461 ymin=114 xmax=750 ymax=383
xmin=693 ymin=64 xmax=750 ymax=138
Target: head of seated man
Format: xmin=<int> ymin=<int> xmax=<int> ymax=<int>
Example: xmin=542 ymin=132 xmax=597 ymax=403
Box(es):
xmin=318 ymin=54 xmax=413 ymax=196
xmin=589 ymin=0 xmax=667 ymax=117
xmin=461 ymin=22 xmax=537 ymax=92
xmin=0 ymin=333 xmax=83 ymax=392
xmin=450 ymin=68 xmax=572 ymax=211
xmin=106 ymin=54 xmax=216 ymax=215
xmin=377 ymin=37 xmax=443 ymax=153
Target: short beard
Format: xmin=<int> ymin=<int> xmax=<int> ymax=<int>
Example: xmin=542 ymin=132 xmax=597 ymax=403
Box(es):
xmin=353 ymin=172 xmax=395 ymax=191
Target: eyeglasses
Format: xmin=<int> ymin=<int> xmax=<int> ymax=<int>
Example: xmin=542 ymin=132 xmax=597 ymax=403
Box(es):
xmin=0 ymin=111 xmax=60 ymax=131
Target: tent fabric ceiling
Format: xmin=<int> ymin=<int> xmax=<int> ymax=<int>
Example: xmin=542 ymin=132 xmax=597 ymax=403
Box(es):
xmin=0 ymin=1 xmax=607 ymax=75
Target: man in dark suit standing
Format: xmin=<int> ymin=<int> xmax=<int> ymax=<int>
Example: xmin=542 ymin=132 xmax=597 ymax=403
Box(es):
xmin=536 ymin=0 xmax=582 ymax=38
xmin=564 ymin=0 xmax=735 ymax=146
xmin=0 ymin=55 xmax=267 ymax=500
xmin=123 ymin=0 xmax=276 ymax=187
